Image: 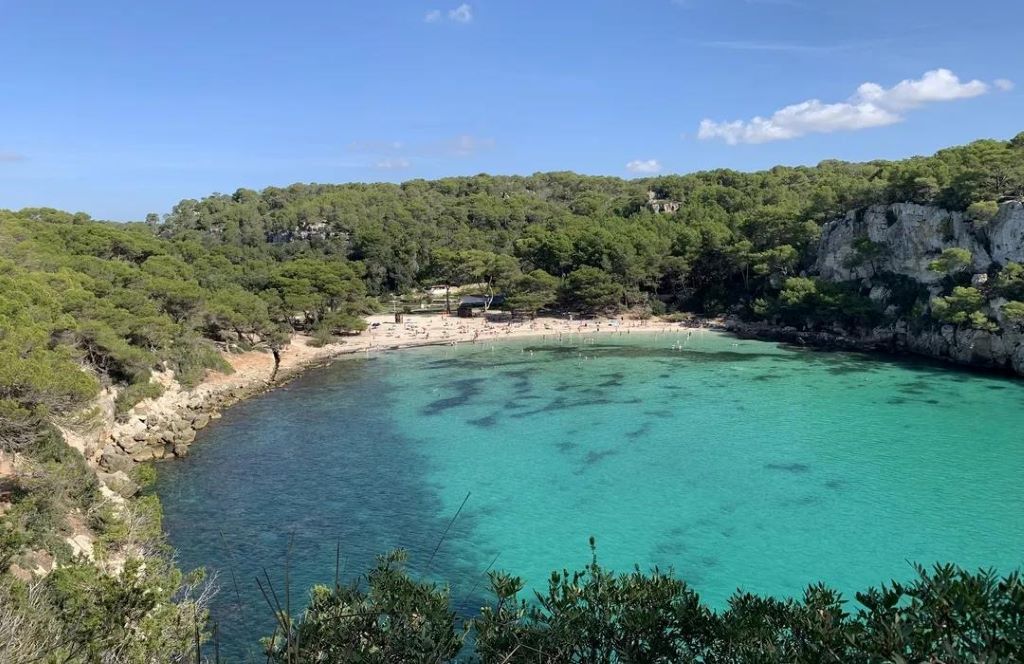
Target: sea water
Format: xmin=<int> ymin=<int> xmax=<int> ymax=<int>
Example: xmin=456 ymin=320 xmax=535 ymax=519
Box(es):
xmin=154 ymin=331 xmax=1024 ymax=660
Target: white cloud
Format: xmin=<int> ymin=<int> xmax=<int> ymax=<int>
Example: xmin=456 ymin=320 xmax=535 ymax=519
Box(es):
xmin=443 ymin=134 xmax=494 ymax=156
xmin=348 ymin=140 xmax=404 ymax=153
xmin=699 ymin=69 xmax=998 ymax=145
xmin=376 ymin=158 xmax=411 ymax=170
xmin=354 ymin=135 xmax=493 ymax=160
xmin=853 ymin=69 xmax=987 ymax=110
xmin=626 ymin=159 xmax=662 ymax=174
xmin=698 ymin=100 xmax=899 ymax=145
xmin=448 ymin=3 xmax=472 ymax=22
xmin=995 ymin=78 xmax=1015 ymax=92
xmin=0 ymin=152 xmax=26 ymax=163
xmin=425 ymin=4 xmax=472 ymax=25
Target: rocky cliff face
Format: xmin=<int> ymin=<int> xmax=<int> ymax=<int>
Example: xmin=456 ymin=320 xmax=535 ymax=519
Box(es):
xmin=803 ymin=201 xmax=1024 ymax=375
xmin=814 ymin=202 xmax=1024 ymax=285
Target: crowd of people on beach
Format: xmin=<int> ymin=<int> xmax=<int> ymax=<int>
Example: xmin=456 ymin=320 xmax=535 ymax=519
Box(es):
xmin=355 ymin=312 xmax=694 ymax=352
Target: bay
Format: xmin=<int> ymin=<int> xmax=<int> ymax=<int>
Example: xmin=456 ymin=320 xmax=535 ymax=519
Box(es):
xmin=155 ymin=331 xmax=1024 ymax=660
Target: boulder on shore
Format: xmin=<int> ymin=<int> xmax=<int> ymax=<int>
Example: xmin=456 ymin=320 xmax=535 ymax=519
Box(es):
xmin=99 ymin=448 xmax=133 ymax=474
xmin=98 ymin=470 xmax=139 ymax=498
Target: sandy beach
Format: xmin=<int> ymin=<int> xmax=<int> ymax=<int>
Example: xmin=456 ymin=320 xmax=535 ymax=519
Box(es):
xmin=212 ymin=313 xmax=701 ymax=389
xmin=356 ymin=312 xmax=695 ymax=350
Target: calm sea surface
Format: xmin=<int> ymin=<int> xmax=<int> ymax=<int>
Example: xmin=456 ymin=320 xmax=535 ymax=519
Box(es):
xmin=154 ymin=331 xmax=1024 ymax=660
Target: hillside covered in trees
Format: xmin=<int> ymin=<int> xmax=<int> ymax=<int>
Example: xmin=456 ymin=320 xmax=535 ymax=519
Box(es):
xmin=2 ymin=132 xmax=1024 ymax=661
xmin=160 ymin=132 xmax=1024 ymax=317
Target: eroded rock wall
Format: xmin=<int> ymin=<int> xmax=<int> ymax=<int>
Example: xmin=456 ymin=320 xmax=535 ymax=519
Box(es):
xmin=804 ymin=201 xmax=1024 ymax=375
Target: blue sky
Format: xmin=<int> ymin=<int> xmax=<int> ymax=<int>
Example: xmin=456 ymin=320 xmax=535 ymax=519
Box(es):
xmin=1 ymin=0 xmax=1020 ymax=220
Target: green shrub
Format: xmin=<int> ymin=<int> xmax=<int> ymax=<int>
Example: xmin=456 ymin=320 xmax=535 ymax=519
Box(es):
xmin=29 ymin=429 xmax=99 ymax=512
xmin=320 ymin=311 xmax=367 ymax=335
xmin=967 ymin=200 xmax=1000 ymax=223
xmin=994 ymin=263 xmax=1024 ymax=300
xmin=931 ymin=287 xmax=989 ymax=327
xmin=168 ymin=336 xmax=232 ymax=388
xmin=263 ymin=550 xmax=462 ymax=663
xmin=1 ymin=428 xmax=99 ymax=562
xmin=929 ymin=247 xmax=973 ymax=275
xmin=844 ymin=236 xmax=888 ymax=271
xmin=308 ymin=326 xmax=336 ymax=348
xmin=114 ymin=379 xmax=164 ymax=419
xmin=132 ymin=463 xmax=157 ymax=489
xmin=46 ymin=556 xmax=209 ymax=661
xmin=1002 ymin=301 xmax=1024 ymax=328
xmin=776 ymin=277 xmax=881 ymax=328
xmin=276 ymin=545 xmax=1024 ymax=663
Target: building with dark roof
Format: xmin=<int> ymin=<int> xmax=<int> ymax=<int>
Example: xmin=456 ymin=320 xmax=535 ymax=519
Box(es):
xmin=457 ymin=295 xmax=505 ymax=317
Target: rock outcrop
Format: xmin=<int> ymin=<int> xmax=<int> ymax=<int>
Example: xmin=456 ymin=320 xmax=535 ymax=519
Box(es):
xmin=816 ymin=201 xmax=1024 ymax=285
xmin=987 ymin=201 xmax=1024 ymax=266
xmin=80 ymin=335 xmax=360 ymax=480
xmin=646 ymin=190 xmax=680 ymax=215
xmin=90 ymin=369 xmax=255 ymax=482
xmin=790 ymin=200 xmax=1024 ymax=375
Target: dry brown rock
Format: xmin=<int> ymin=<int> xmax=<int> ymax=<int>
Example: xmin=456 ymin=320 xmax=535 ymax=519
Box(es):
xmin=98 ymin=470 xmax=139 ymax=498
xmin=8 ymin=563 xmax=33 ymax=582
xmin=100 ymin=448 xmax=133 ymax=474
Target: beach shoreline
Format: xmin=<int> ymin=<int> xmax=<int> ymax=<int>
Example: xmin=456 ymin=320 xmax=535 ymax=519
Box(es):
xmin=82 ymin=314 xmax=710 ymax=493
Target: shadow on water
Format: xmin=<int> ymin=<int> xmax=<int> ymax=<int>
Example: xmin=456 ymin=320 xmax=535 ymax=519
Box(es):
xmin=577 ymin=448 xmax=620 ymax=472
xmin=764 ymin=462 xmax=812 ymax=473
xmin=422 ymin=377 xmax=486 ymax=415
xmin=155 ymin=359 xmax=494 ymax=661
xmin=467 ymin=412 xmax=500 ymax=428
xmin=510 ymin=396 xmax=641 ymax=419
xmin=627 ymin=422 xmax=653 ymax=440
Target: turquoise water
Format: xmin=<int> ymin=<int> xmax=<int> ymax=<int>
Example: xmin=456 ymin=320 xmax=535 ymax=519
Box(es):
xmin=155 ymin=331 xmax=1024 ymax=660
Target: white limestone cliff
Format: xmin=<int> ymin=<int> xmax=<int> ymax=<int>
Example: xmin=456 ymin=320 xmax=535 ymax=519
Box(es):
xmin=807 ymin=200 xmax=1024 ymax=375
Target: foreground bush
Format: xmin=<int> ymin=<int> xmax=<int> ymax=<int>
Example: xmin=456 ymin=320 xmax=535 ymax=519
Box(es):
xmin=262 ymin=550 xmax=463 ymax=664
xmin=270 ymin=542 xmax=1024 ymax=663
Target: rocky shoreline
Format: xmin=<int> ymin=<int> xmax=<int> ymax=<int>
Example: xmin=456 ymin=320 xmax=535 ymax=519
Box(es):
xmin=78 ymin=336 xmax=369 ymax=498
xmin=724 ymin=318 xmax=1024 ymax=377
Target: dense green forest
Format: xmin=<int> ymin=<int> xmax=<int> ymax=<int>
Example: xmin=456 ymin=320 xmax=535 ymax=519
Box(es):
xmin=156 ymin=131 xmax=1024 ymax=329
xmin=162 ymin=133 xmax=1020 ymax=300
xmin=2 ymin=132 xmax=1024 ymax=661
